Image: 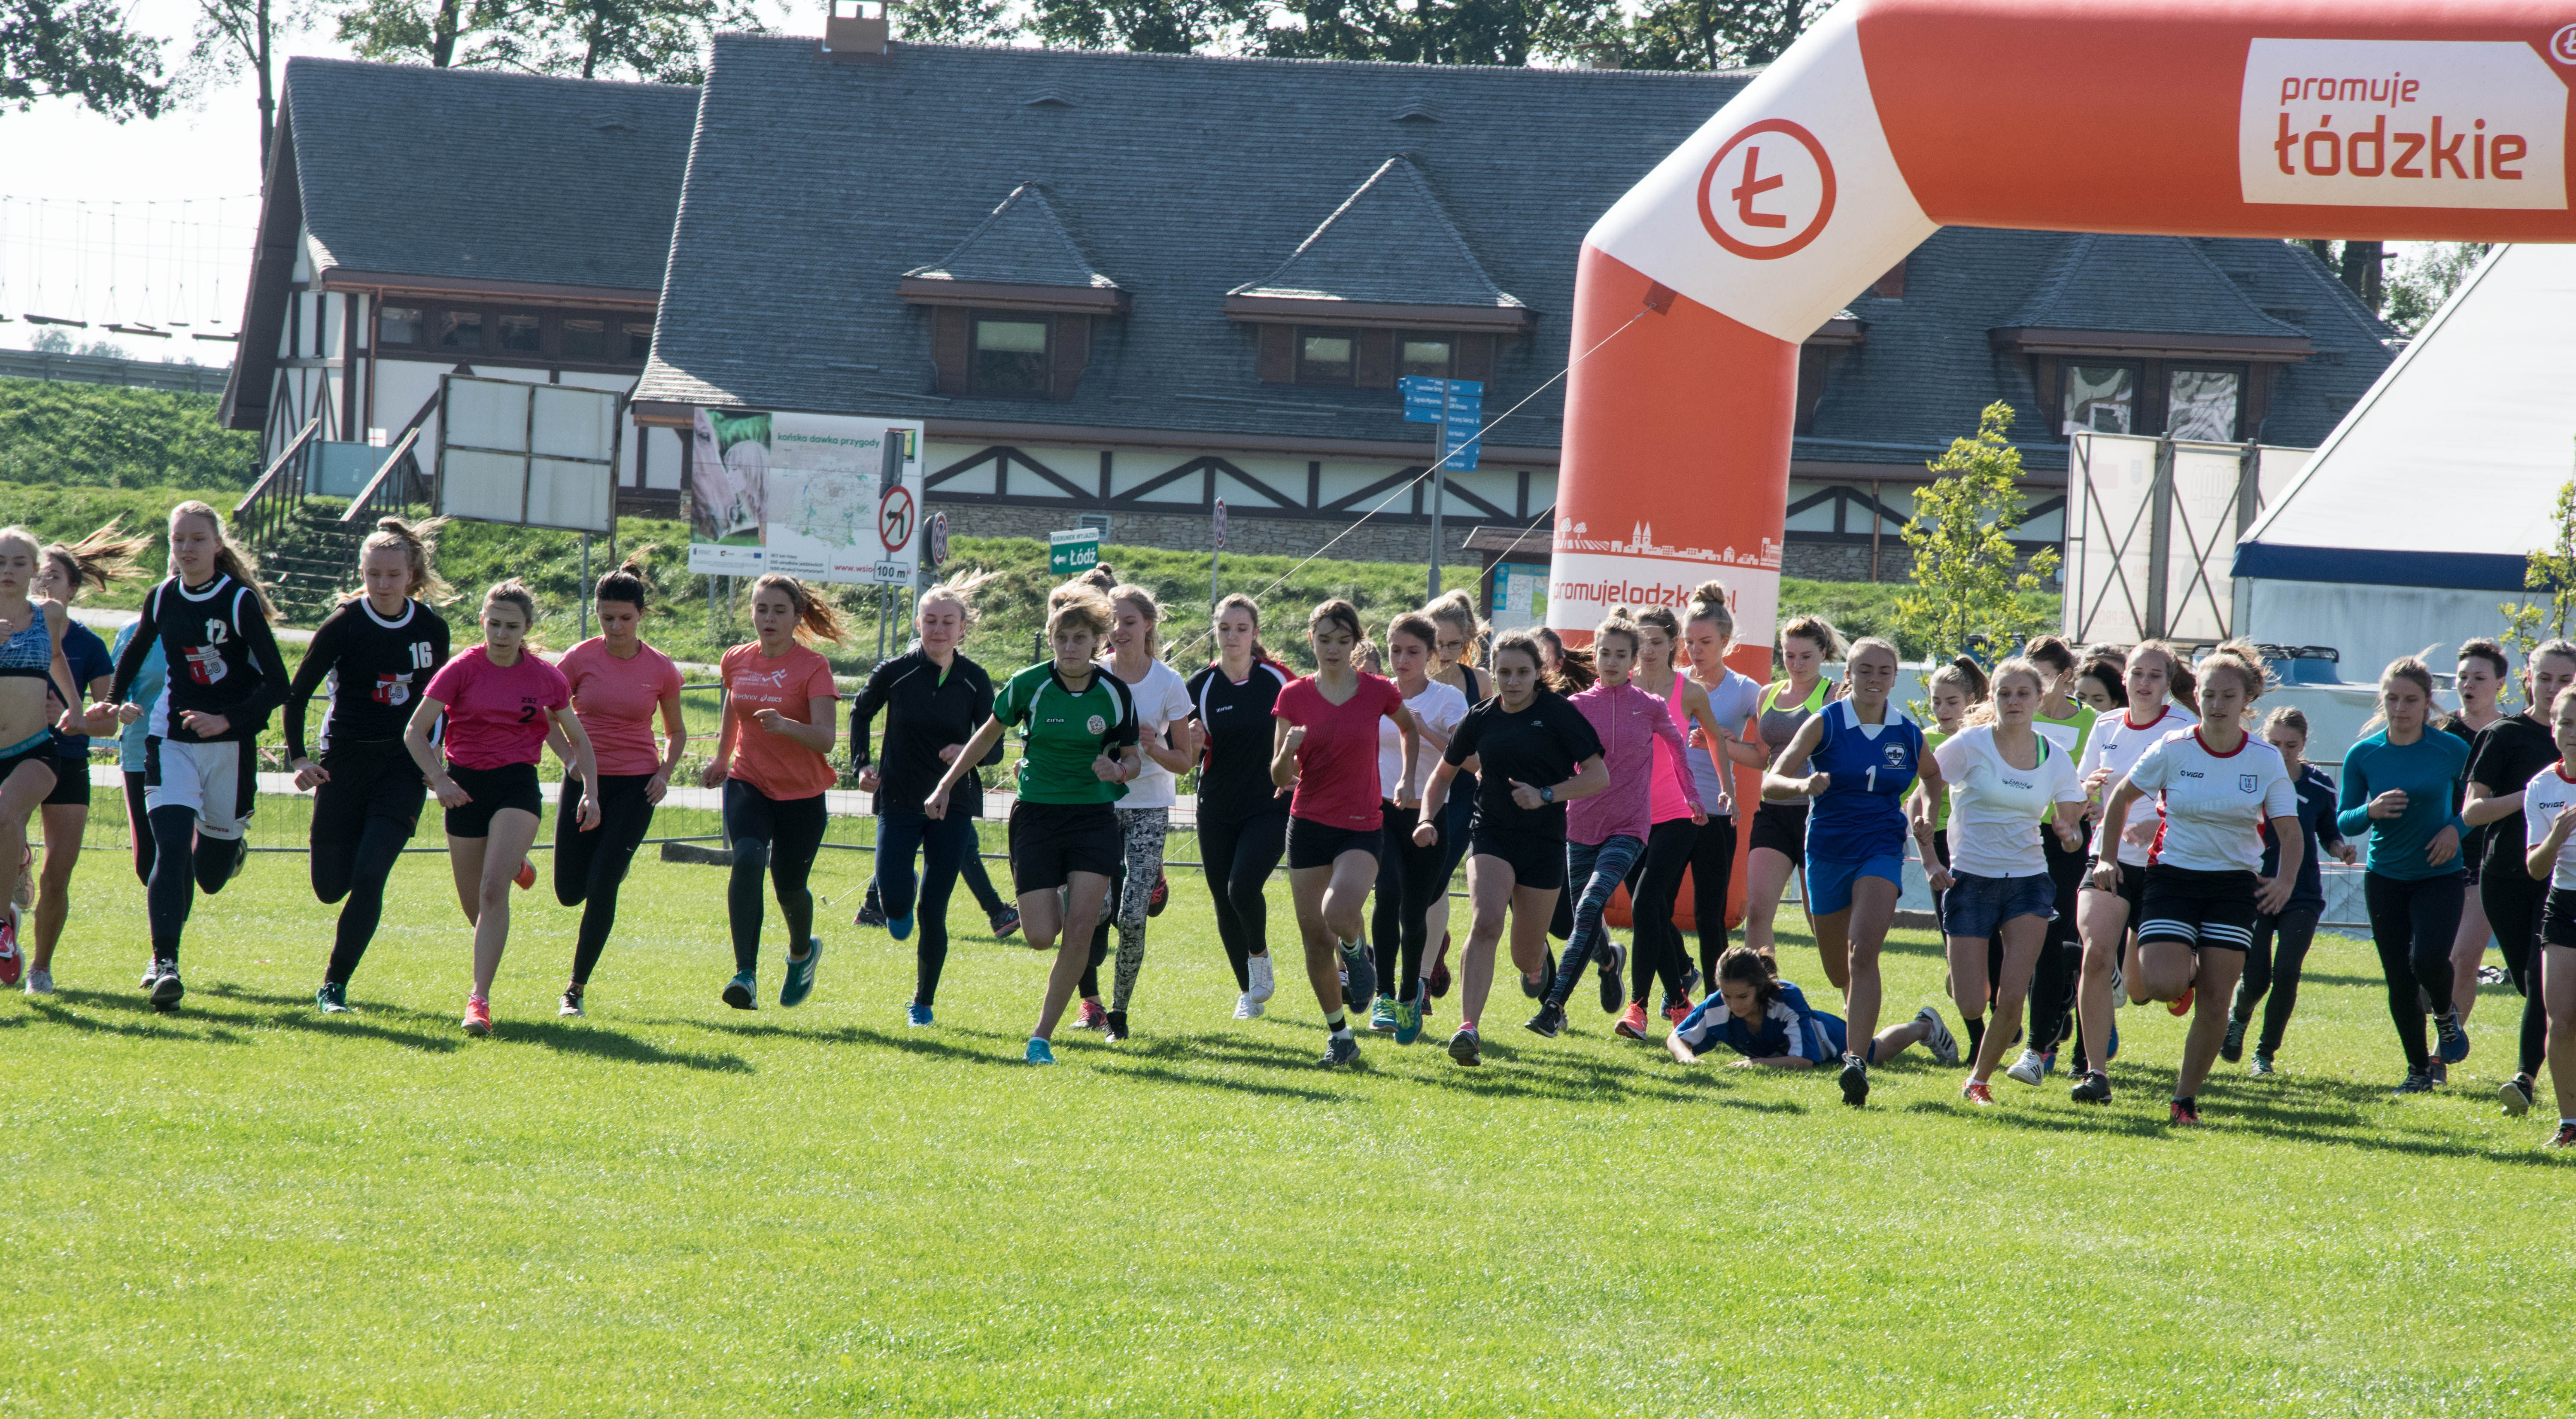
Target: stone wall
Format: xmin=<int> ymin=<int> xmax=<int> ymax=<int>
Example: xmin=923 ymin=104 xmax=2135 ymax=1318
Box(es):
xmin=1781 ymin=539 xmax=2061 ymax=586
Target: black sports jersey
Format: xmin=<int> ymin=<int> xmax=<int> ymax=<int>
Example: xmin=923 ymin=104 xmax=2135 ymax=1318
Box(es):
xmin=1443 ymin=689 xmax=1604 ymax=839
xmin=111 ymin=574 xmax=288 ymax=744
xmin=2470 ymin=712 xmax=2559 ymax=880
xmin=284 ymin=597 xmax=453 ymax=758
xmin=850 ymin=649 xmax=1000 ymax=817
xmin=1186 ymin=659 xmax=1293 ymax=822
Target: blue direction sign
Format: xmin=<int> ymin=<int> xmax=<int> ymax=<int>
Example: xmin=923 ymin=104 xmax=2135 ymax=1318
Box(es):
xmin=1440 ymin=419 xmax=1481 ymax=471
xmin=1400 ymin=376 xmax=1483 ymax=423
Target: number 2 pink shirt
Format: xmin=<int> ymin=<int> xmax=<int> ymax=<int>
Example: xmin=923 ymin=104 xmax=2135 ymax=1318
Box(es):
xmin=423 ymin=645 xmax=570 ymax=770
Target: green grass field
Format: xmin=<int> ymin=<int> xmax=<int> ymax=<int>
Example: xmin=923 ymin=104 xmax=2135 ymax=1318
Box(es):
xmin=5 ymin=797 xmax=2573 ymax=1416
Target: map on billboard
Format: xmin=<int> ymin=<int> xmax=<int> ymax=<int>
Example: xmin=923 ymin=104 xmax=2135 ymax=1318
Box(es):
xmin=687 ymin=408 xmax=925 ymax=585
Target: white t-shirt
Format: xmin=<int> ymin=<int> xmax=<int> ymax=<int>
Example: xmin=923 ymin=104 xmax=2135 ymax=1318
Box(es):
xmin=1379 ymin=678 xmax=1468 ymax=803
xmin=2122 ymin=728 xmax=2296 ymax=873
xmin=2080 ymin=703 xmax=2201 ymax=865
xmin=1098 ymin=657 xmax=1194 ymax=810
xmin=1933 ymin=724 xmax=2084 ymax=879
xmin=2522 ymin=761 xmax=2576 ymax=890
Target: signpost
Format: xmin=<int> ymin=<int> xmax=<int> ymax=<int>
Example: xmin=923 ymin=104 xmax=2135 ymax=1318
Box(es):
xmin=685 ymin=408 xmax=926 ymax=587
xmin=1401 ymin=376 xmax=1482 ymax=599
xmin=1211 ymin=499 xmax=1226 ymax=609
xmin=1049 ymin=527 xmax=1101 ymax=578
xmin=927 ymin=510 xmax=949 ymax=572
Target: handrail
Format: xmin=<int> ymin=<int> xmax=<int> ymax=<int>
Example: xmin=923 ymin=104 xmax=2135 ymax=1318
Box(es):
xmin=338 ymin=423 xmax=424 ymax=524
xmin=233 ymin=417 xmax=322 ymax=521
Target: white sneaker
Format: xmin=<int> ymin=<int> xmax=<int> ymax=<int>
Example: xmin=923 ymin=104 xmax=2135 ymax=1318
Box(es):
xmin=1916 ymin=1006 xmax=1959 ymax=1066
xmin=1233 ymin=991 xmax=1264 ymax=1020
xmin=24 ymin=967 xmax=52 ymax=996
xmin=2005 ymin=1048 xmax=2047 ymax=1087
xmin=1245 ymin=952 xmax=1276 ymax=1009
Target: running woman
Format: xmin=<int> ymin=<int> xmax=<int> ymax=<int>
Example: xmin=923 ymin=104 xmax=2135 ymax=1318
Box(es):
xmin=1185 ymin=593 xmax=1292 ymax=1020
xmin=1619 ymin=603 xmax=1727 ymax=1035
xmin=1680 ymin=581 xmax=1765 ymax=981
xmin=2072 ymin=653 xmax=2127 ymax=717
xmin=1920 ymin=656 xmax=1988 ymax=934
xmin=23 ymin=523 xmax=144 ymax=994
xmin=105 ymin=618 xmax=163 ymax=891
xmin=1665 ymin=945 xmax=1952 ymax=1073
xmin=2220 ymin=706 xmax=2354 ymax=1075
xmin=1271 ymin=598 xmax=1422 ymax=1067
xmin=0 ymin=529 xmax=79 ymax=991
xmin=699 ymin=575 xmax=843 ymax=1014
xmin=2468 ymin=639 xmax=2576 ymax=1117
xmin=1526 ymin=613 xmax=1701 ymax=1041
xmin=2007 ymin=635 xmax=2101 ymax=1084
xmin=2069 ymin=641 xmax=2200 ymax=1101
xmin=2439 ymin=639 xmax=2509 ymax=1030
xmin=1370 ymin=610 xmax=1466 ymax=1044
xmin=550 ymin=552 xmax=685 ymax=1017
xmin=1422 ymin=589 xmax=1492 ymax=1000
xmin=407 ymin=580 xmax=599 ymax=1035
xmin=284 ymin=517 xmax=453 ymax=1013
xmin=851 ymin=572 xmax=999 ymax=1027
xmin=2089 ymin=643 xmax=2299 ymax=1123
xmin=2339 ymin=656 xmax=2475 ymax=1093
xmin=1412 ymin=629 xmax=1606 ymax=1067
xmin=2514 ymin=685 xmax=2576 ymax=1148
xmin=1075 ymin=583 xmax=1195 ymax=1042
xmin=925 ymin=585 xmax=1140 ymax=1065
xmin=1764 ymin=635 xmax=1958 ymax=1105
xmin=1923 ymin=657 xmax=2087 ymax=1105
xmin=104 ymin=502 xmax=291 ymax=1011
xmin=1745 ymin=615 xmax=1840 ymax=968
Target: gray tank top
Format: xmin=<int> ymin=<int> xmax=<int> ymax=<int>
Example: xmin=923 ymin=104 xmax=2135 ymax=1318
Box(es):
xmin=1756 ymin=678 xmax=1829 ymax=762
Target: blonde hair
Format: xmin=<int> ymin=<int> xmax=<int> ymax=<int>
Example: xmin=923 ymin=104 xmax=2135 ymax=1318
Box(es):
xmin=1107 ymin=582 xmax=1164 ymax=657
xmin=1425 ymin=588 xmax=1486 ymax=666
xmin=483 ymin=578 xmax=539 ymax=629
xmin=2132 ymin=639 xmax=2198 ymax=714
xmin=167 ymin=500 xmax=278 ymax=622
xmin=347 ymin=515 xmax=453 ymax=604
xmin=1780 ymin=614 xmax=1842 ymax=659
xmin=1845 ymin=635 xmax=1900 ymax=669
xmin=1047 ymin=585 xmax=1114 ymax=642
xmin=41 ymin=519 xmax=149 ymax=603
xmin=2197 ymin=640 xmax=2272 ymax=702
xmin=1962 ymin=656 xmax=2042 ymax=728
xmin=1685 ymin=580 xmax=1735 ymax=640
xmin=751 ymin=573 xmax=848 ymax=645
xmin=2263 ymin=704 xmax=2310 ymax=739
xmin=918 ymin=568 xmax=999 ymax=626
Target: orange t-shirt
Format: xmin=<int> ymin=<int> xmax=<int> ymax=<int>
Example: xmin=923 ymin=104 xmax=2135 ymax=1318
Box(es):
xmin=720 ymin=641 xmax=841 ymax=800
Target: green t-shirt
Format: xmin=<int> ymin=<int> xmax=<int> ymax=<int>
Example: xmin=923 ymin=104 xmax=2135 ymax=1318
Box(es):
xmin=994 ymin=661 xmax=1140 ymax=805
xmin=2032 ymin=701 xmax=2097 ymax=826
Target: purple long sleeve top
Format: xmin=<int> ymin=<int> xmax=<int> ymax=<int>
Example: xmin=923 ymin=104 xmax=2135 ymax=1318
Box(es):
xmin=1566 ymin=680 xmax=1702 ymax=845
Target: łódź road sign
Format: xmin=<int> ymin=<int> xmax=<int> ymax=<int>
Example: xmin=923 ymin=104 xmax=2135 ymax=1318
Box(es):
xmin=1049 ymin=527 xmax=1100 ymax=577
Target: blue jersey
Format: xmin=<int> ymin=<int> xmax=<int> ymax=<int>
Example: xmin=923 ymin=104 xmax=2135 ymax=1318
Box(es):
xmin=1672 ymin=980 xmax=1848 ymax=1061
xmin=2261 ymin=763 xmax=2343 ymax=913
xmin=1805 ymin=698 xmax=1922 ymax=861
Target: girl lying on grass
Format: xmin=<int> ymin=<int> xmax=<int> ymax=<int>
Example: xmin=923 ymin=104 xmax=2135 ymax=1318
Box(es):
xmin=1664 ymin=944 xmax=1953 ymax=1071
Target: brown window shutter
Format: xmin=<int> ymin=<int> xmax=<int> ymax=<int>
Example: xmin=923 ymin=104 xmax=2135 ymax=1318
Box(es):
xmin=1455 ymin=332 xmax=1495 ymax=383
xmin=932 ymin=308 xmax=969 ymax=395
xmin=1256 ymin=324 xmax=1294 ymax=384
xmin=1049 ymin=315 xmax=1090 ymax=401
xmin=1356 ymin=329 xmax=1394 ymax=388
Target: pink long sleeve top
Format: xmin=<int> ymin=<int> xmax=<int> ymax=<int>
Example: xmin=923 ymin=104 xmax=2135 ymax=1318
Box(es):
xmin=1565 ymin=680 xmax=1702 ymax=845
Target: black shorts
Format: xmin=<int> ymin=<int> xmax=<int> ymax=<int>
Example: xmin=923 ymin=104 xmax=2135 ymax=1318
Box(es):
xmin=2087 ymin=856 xmax=2148 ymax=919
xmin=1288 ymin=816 xmax=1381 ymax=870
xmin=43 ymin=753 xmax=89 ymax=806
xmin=314 ymin=738 xmax=427 ymax=840
xmin=0 ymin=735 xmax=59 ymax=798
xmin=1008 ymin=800 xmax=1120 ymax=893
xmin=2135 ymin=865 xmax=2258 ymax=953
xmin=1469 ymin=826 xmax=1565 ymax=892
xmin=442 ymin=760 xmax=544 ymax=838
xmin=1749 ymin=800 xmax=1807 ymax=859
xmin=2542 ymin=887 xmax=2576 ymax=949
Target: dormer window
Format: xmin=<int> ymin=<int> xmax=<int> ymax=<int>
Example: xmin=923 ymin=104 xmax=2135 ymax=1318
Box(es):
xmin=1400 ymin=334 xmax=1454 ymax=379
xmin=973 ymin=315 xmax=1052 ymax=396
xmin=1297 ymin=330 xmax=1356 ymax=384
xmin=899 ymin=183 xmax=1126 ymax=403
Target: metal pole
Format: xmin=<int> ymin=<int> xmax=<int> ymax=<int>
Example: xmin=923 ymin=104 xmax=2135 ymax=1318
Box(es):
xmin=579 ymin=533 xmax=591 ymax=639
xmin=1211 ymin=545 xmax=1221 ymax=611
xmin=1427 ymin=382 xmax=1448 ymax=600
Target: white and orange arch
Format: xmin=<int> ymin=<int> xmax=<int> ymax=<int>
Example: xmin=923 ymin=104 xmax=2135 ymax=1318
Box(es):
xmin=1552 ymin=0 xmax=2576 ymax=920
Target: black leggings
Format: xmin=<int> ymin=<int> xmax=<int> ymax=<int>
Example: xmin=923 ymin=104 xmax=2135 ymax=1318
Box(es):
xmin=1200 ymin=810 xmax=1287 ymax=991
xmin=2482 ymin=866 xmax=2549 ymax=1078
xmin=721 ymin=780 xmax=826 ymax=974
xmin=144 ymin=805 xmax=243 ymax=962
xmin=1688 ymin=816 xmax=1738 ymax=979
xmin=317 ymin=815 xmax=414 ymax=987
xmin=124 ymin=770 xmax=155 ymax=886
xmin=2230 ymin=904 xmax=2321 ymax=1058
xmin=2365 ymin=871 xmax=2464 ymax=1072
xmin=1372 ymin=802 xmax=1448 ymax=1005
xmin=1625 ymin=817 xmax=1698 ymax=1005
xmin=2026 ymin=825 xmax=2091 ymax=1054
xmin=556 ymin=773 xmax=658 ymax=986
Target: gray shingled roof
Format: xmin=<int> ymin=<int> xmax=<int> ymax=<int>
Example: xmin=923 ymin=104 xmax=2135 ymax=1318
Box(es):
xmin=284 ymin=57 xmax=696 ymax=293
xmin=1230 ymin=155 xmax=1522 ymax=308
xmin=1997 ymin=233 xmax=2306 ymax=340
xmin=905 ymin=183 xmax=1117 ymax=289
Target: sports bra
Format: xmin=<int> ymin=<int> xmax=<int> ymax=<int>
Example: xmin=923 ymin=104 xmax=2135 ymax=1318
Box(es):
xmin=0 ymin=604 xmax=51 ymax=679
xmin=1756 ymin=678 xmax=1829 ymax=761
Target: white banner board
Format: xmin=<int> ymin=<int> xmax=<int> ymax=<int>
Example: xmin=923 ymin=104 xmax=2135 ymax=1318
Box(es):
xmin=687 ymin=408 xmax=925 ymax=585
xmin=435 ymin=375 xmax=620 ymax=534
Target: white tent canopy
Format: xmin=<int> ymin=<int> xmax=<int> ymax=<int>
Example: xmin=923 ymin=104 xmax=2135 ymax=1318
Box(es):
xmin=2232 ymin=243 xmax=2574 ymax=675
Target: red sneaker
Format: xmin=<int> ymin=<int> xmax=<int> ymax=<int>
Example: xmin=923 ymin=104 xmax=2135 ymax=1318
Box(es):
xmin=2168 ymin=987 xmax=2194 ymax=1017
xmin=0 ymin=906 xmax=20 ymax=987
xmin=1147 ymin=870 xmax=1169 ymax=918
xmin=513 ymin=860 xmax=537 ymax=891
xmin=2550 ymin=1122 xmax=2576 ymax=1150
xmin=1614 ymin=1002 xmax=1650 ymax=1041
xmin=1662 ymin=998 xmax=1693 ymax=1027
xmin=1075 ymin=999 xmax=1108 ymax=1031
xmin=1961 ymin=1080 xmax=1996 ymax=1107
xmin=462 ymin=996 xmax=494 ymax=1036
xmin=2168 ymin=1098 xmax=2202 ymax=1126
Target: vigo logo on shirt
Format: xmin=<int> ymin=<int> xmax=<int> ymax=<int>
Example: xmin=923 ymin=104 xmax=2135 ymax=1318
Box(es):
xmin=2239 ymin=38 xmax=2568 ymax=210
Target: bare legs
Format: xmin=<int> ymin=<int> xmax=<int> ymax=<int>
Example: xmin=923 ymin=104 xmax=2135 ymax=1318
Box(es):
xmin=1289 ymin=849 xmax=1375 ymax=1018
xmin=1455 ymin=854 xmax=1558 ymax=1033
xmin=1955 ymin=913 xmax=2049 ymax=1084
xmin=2449 ymin=888 xmax=2492 ymax=1025
xmin=30 ymin=801 xmax=82 ymax=972
xmin=1021 ymin=871 xmax=1109 ymax=1041
xmin=447 ymin=808 xmax=541 ymax=999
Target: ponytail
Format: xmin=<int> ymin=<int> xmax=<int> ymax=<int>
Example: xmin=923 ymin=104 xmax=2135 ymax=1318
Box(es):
xmin=41 ymin=518 xmax=150 ymax=603
xmin=751 ymin=573 xmax=848 ymax=645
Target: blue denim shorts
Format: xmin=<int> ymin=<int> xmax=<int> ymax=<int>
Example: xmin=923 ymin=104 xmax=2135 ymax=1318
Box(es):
xmin=1941 ymin=869 xmax=2058 ymax=939
xmin=1806 ymin=852 xmax=1907 ymax=916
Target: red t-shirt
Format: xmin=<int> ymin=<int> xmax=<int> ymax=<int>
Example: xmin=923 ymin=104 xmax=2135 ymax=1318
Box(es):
xmin=423 ymin=645 xmax=570 ymax=770
xmin=1273 ymin=672 xmax=1404 ymax=829
xmin=559 ymin=638 xmax=684 ymax=777
xmin=721 ymin=641 xmax=840 ymax=801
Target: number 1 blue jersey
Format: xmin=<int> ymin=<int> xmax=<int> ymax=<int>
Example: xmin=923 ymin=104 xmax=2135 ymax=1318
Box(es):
xmin=1805 ymin=697 xmax=1922 ymax=861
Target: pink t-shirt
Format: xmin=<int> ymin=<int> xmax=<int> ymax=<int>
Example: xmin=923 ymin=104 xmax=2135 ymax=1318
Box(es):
xmin=1274 ymin=672 xmax=1404 ymax=829
xmin=1647 ymin=672 xmax=1695 ymax=824
xmin=424 ymin=645 xmax=571 ymax=771
xmin=559 ymin=638 xmax=683 ymax=777
xmin=1564 ymin=680 xmax=1699 ymax=846
xmin=721 ymin=641 xmax=840 ymax=801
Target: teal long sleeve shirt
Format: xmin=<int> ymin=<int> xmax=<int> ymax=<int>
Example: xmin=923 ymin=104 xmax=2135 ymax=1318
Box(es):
xmin=2335 ymin=728 xmax=2470 ymax=881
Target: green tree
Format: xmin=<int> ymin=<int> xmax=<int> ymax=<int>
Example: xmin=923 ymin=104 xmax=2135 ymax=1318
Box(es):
xmin=1892 ymin=402 xmax=2060 ymax=663
xmin=1261 ymin=0 xmax=1608 ymax=66
xmin=1604 ymin=0 xmax=1813 ymax=70
xmin=334 ymin=0 xmax=756 ymax=82
xmin=2499 ymin=469 xmax=2576 ymax=692
xmin=1 ymin=0 xmax=170 ymax=119
xmin=1036 ymin=0 xmax=1259 ymax=55
xmin=2382 ymin=241 xmax=2493 ymax=336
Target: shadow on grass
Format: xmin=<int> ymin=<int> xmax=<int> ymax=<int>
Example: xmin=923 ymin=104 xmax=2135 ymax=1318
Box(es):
xmin=24 ymin=990 xmax=258 ymax=1044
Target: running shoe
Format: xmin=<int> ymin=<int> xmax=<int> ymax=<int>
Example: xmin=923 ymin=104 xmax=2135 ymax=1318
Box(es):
xmin=2107 ymin=1023 xmax=2120 ymax=1061
xmin=1522 ymin=948 xmax=1554 ymax=1000
xmin=723 ymin=971 xmax=758 ymax=1010
xmin=1320 ymin=1031 xmax=1361 ymax=1068
xmin=513 ymin=860 xmax=536 ymax=891
xmin=2478 ymin=964 xmax=2509 ymax=986
xmin=2109 ymin=961 xmax=2124 ymax=1001
xmin=2501 ymin=1075 xmax=2535 ymax=1117
xmin=1394 ymin=995 xmax=1423 ymax=1046
xmin=1148 ymin=870 xmax=1169 ymax=918
xmin=149 ymin=963 xmax=184 ymax=1010
xmin=1103 ymin=1010 xmax=1129 ymax=1043
xmin=1680 ymin=963 xmax=1703 ymax=998
xmin=17 ymin=963 xmax=48 ymax=996
xmin=2435 ymin=1010 xmax=2472 ymax=1065
xmin=1245 ymin=953 xmax=1276 ymax=1011
xmin=1614 ymin=1002 xmax=1650 ymax=1041
xmin=1369 ymin=998 xmax=1399 ymax=1033
xmin=1838 ymin=1054 xmax=1870 ymax=1107
xmin=559 ymin=984 xmax=585 ymax=1018
xmin=1961 ymin=1080 xmax=1995 ymax=1107
xmin=1339 ymin=940 xmax=1377 ymax=1011
xmin=856 ymin=896 xmax=888 ymax=930
xmin=780 ymin=939 xmax=821 ymax=1008
xmin=1917 ymin=1007 xmax=1960 ymax=1066
xmin=1025 ymin=1036 xmax=1055 ymax=1065
xmin=1446 ymin=1026 xmax=1482 ymax=1067
xmin=1429 ymin=943 xmax=1452 ymax=999
xmin=1525 ymin=1002 xmax=1566 ymax=1038
xmin=1598 ymin=942 xmax=1628 ymax=1014
xmin=2006 ymin=1049 xmax=2049 ymax=1087
xmin=316 ymin=981 xmax=351 ymax=1014
xmin=1662 ymin=999 xmax=1693 ymax=1028
xmin=1233 ymin=993 xmax=1262 ymax=1020
xmin=887 ymin=914 xmax=914 ymax=942
xmin=2070 ymin=1071 xmax=2112 ymax=1104
xmin=907 ymin=1002 xmax=934 ymax=1028
xmin=2550 ymin=1122 xmax=2576 ymax=1150
xmin=2167 ymin=987 xmax=2193 ymax=1017
xmin=0 ymin=909 xmax=20 ymax=987
xmin=2168 ymin=1098 xmax=2202 ymax=1127
xmin=1075 ymin=999 xmax=1108 ymax=1031
xmin=2221 ymin=1017 xmax=2247 ymax=1063
xmin=140 ymin=956 xmax=163 ymax=990
xmin=2249 ymin=1053 xmax=2276 ymax=1077
xmin=462 ymin=996 xmax=492 ymax=1035
xmin=988 ymin=905 xmax=1021 ymax=940
xmin=2433 ymin=1060 xmax=2451 ymax=1085
xmin=2392 ymin=1069 xmax=2435 ymax=1095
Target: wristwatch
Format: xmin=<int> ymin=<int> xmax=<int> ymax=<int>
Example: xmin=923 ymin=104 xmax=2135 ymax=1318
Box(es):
xmin=1540 ymin=785 xmax=1555 ymax=804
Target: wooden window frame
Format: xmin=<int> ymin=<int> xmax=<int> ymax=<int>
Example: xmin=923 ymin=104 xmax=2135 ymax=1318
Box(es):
xmin=1294 ymin=327 xmax=1360 ymax=386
